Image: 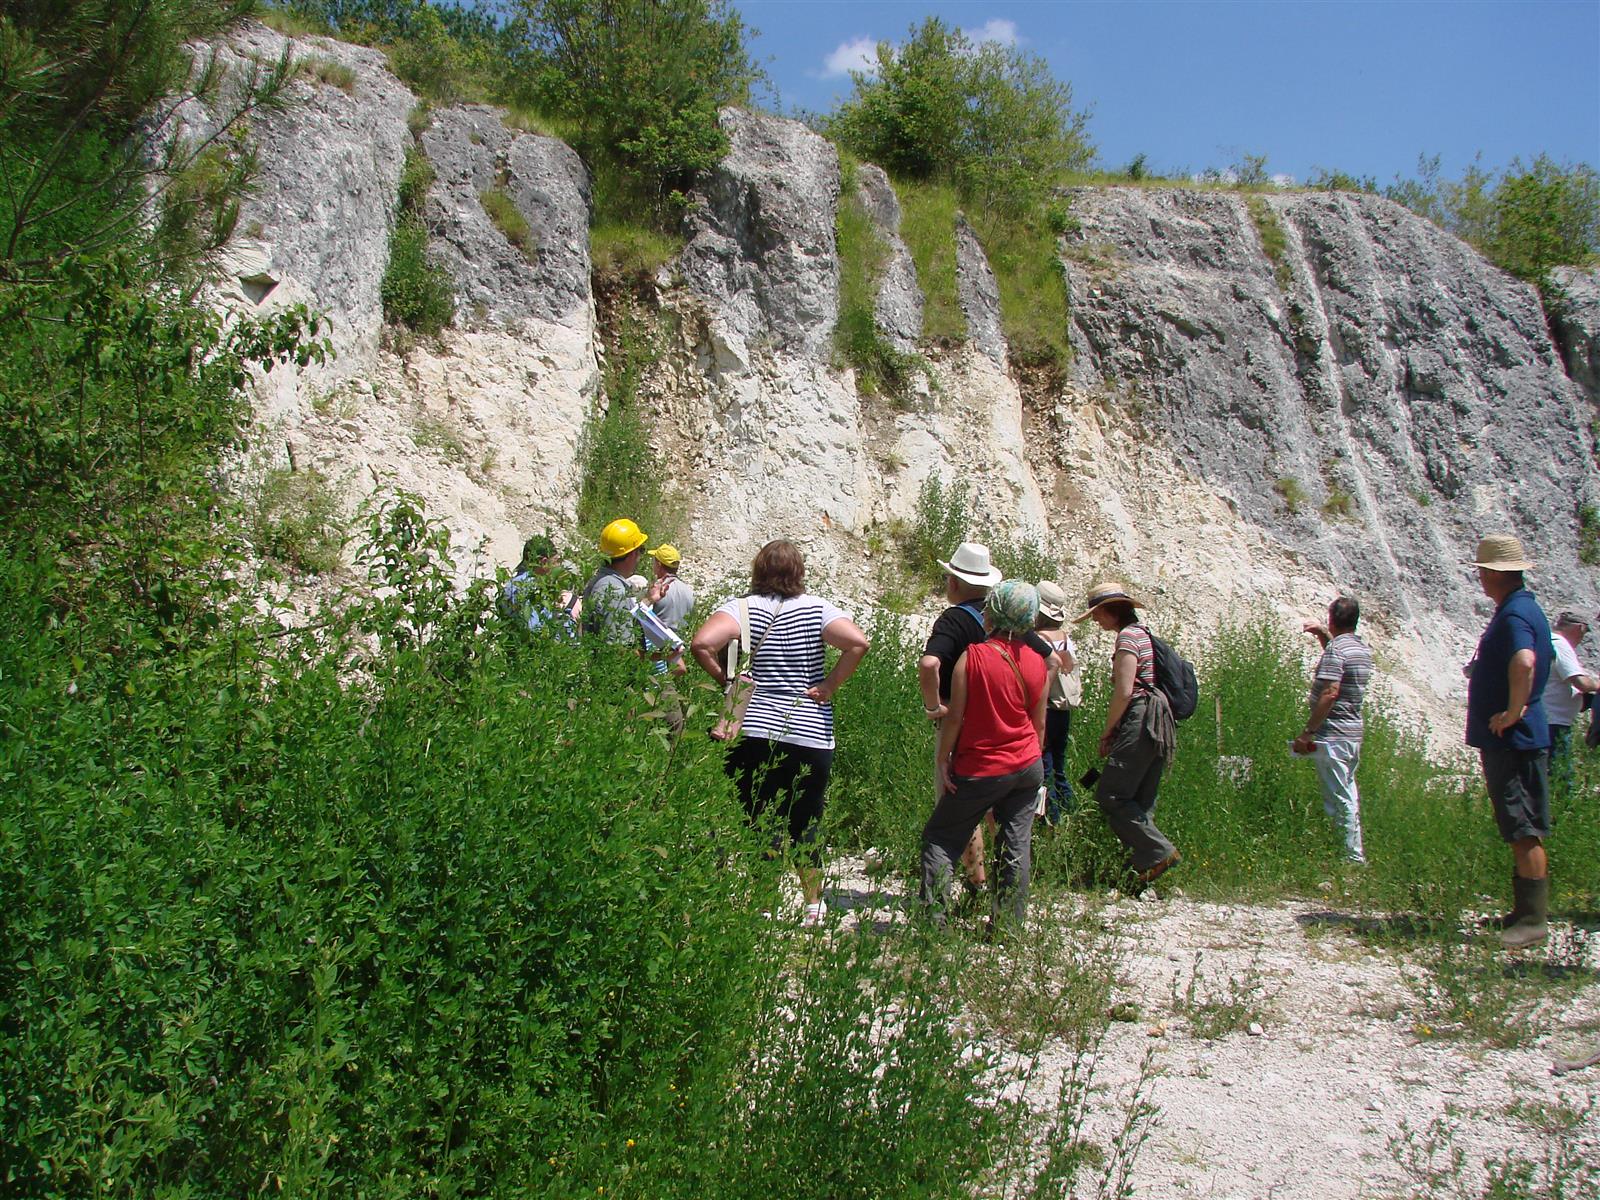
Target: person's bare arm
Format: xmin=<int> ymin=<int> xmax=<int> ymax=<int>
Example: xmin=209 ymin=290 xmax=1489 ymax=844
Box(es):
xmin=1294 ymin=679 xmax=1341 ymax=753
xmin=1488 ymin=648 xmax=1537 ymax=736
xmin=1303 ymin=621 xmax=1331 ymax=649
xmin=690 ymin=611 xmax=740 ymax=685
xmin=1098 ymin=649 xmax=1137 ymax=757
xmin=1031 ymin=675 xmax=1047 ymax=750
xmin=808 ymin=619 xmax=870 ymax=703
xmin=919 ymin=653 xmax=946 ymax=720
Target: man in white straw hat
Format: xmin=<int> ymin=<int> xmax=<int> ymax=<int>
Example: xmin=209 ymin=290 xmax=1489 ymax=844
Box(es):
xmin=919 ymin=542 xmax=1006 ymax=896
xmin=1076 ymin=580 xmax=1181 ymax=885
xmin=1465 ymin=533 xmax=1555 ymax=950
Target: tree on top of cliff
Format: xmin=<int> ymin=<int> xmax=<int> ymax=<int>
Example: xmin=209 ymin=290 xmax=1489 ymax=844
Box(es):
xmin=511 ymin=0 xmax=763 ymax=226
xmin=1387 ymin=153 xmax=1599 ymax=295
xmin=826 ymin=17 xmax=1093 ymax=215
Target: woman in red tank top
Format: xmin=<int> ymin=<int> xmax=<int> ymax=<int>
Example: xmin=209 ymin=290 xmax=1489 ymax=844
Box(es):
xmin=921 ymin=580 xmax=1047 ymax=929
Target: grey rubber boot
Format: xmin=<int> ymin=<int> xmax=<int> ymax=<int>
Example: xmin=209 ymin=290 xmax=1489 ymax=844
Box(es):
xmin=1484 ymin=871 xmax=1525 ymax=930
xmin=1497 ymin=875 xmax=1548 ymax=950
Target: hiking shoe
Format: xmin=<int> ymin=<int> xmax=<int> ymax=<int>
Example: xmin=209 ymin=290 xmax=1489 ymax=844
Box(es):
xmin=1136 ymin=852 xmax=1182 ymax=885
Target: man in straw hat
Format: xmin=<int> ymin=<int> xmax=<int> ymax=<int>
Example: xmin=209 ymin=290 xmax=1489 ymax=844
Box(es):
xmin=919 ymin=542 xmax=1007 ymax=897
xmin=1076 ymin=580 xmax=1181 ymax=885
xmin=1466 ymin=533 xmax=1555 ymax=949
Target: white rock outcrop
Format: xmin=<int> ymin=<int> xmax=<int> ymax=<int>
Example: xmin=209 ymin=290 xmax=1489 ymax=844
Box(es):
xmin=199 ymin=21 xmax=1598 ymax=731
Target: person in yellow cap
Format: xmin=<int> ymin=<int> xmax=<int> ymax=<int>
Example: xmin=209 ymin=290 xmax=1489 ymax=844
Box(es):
xmin=646 ymin=543 xmax=696 ymax=638
xmin=576 ymin=517 xmax=649 ymax=643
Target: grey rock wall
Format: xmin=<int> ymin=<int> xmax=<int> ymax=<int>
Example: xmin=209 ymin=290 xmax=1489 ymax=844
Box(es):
xmin=854 ymin=163 xmax=924 ymax=353
xmin=955 ymin=213 xmax=1006 ymax=367
xmin=1550 ymin=266 xmax=1600 ymax=399
xmin=419 ymin=105 xmax=592 ymax=329
xmin=679 ymin=108 xmax=840 ymax=366
xmin=178 ymin=23 xmax=415 ymax=410
xmin=1062 ymin=187 xmax=1599 ymax=632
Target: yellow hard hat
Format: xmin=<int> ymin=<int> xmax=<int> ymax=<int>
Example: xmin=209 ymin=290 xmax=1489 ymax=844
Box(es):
xmin=598 ymin=517 xmax=648 ymax=558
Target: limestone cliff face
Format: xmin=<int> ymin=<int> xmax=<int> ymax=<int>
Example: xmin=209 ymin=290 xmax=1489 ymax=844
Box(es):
xmin=1061 ymin=188 xmax=1598 ymax=664
xmin=208 ymin=21 xmax=1597 ymax=722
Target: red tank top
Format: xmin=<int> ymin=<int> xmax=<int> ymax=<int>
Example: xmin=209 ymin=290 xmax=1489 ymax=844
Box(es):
xmin=953 ymin=638 xmax=1047 ymax=777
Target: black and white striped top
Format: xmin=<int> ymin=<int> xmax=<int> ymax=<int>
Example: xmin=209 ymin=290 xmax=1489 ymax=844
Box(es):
xmin=715 ymin=593 xmax=849 ymax=750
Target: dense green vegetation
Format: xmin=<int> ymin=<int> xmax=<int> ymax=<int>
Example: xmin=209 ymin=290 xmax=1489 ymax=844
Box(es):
xmin=827 ymin=17 xmax=1087 ymax=373
xmin=4 ymin=2 xmax=1598 ymax=1192
xmin=1384 ymin=153 xmax=1600 ymax=295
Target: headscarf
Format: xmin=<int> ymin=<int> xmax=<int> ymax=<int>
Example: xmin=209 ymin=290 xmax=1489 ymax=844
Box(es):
xmin=986 ymin=579 xmax=1039 ymax=634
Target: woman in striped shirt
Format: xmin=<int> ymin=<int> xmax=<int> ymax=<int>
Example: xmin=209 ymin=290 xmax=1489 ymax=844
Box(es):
xmin=690 ymin=540 xmax=870 ymax=926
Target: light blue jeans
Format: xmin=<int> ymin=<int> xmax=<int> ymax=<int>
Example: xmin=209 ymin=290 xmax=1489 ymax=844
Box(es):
xmin=1313 ymin=737 xmax=1366 ymax=863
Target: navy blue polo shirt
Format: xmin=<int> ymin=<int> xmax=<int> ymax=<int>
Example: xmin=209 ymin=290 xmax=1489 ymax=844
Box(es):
xmin=1466 ymin=587 xmax=1553 ymax=751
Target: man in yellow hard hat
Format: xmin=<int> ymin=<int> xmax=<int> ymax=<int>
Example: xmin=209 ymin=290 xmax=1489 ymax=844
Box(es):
xmin=575 ymin=517 xmax=649 ymax=644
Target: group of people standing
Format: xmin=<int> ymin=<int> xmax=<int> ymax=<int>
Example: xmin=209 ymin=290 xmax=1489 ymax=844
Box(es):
xmin=507 ymin=517 xmax=1596 ymax=945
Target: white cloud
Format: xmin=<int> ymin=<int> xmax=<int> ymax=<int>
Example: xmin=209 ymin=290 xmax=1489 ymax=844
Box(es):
xmin=820 ymin=37 xmax=878 ymax=79
xmin=963 ymin=18 xmax=1019 ymax=47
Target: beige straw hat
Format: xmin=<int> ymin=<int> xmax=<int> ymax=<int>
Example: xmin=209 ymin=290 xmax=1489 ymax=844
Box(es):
xmin=1036 ymin=580 xmax=1069 ymax=622
xmin=1470 ymin=534 xmax=1535 ymax=572
xmin=1073 ymin=579 xmax=1149 ymax=623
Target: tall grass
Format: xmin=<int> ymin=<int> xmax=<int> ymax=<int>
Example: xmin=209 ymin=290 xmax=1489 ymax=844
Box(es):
xmin=829 ymin=609 xmax=1600 ymax=913
xmin=896 ymin=179 xmax=966 ymax=344
xmin=968 ymin=204 xmax=1073 ymax=370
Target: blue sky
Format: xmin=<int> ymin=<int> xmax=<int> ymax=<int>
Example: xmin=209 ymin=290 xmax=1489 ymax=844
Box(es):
xmin=733 ymin=0 xmax=1600 ymax=185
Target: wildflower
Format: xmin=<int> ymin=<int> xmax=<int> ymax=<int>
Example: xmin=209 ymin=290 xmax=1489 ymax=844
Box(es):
xmin=626 ymin=1139 xmax=635 ymax=1148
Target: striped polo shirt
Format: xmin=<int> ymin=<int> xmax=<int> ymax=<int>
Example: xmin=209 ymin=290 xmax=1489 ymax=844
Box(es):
xmin=1310 ymin=632 xmax=1374 ymax=742
xmin=1117 ymin=625 xmax=1157 ymax=692
xmin=715 ymin=593 xmax=849 ymax=750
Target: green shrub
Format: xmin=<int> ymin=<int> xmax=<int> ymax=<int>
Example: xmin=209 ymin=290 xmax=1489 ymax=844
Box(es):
xmin=481 ymin=184 xmax=534 ymax=260
xmin=827 ymin=16 xmax=1092 ymax=216
xmin=382 ymin=216 xmax=454 ymax=334
xmin=1321 ymin=487 xmax=1353 ymax=518
xmin=2 ymin=489 xmax=1143 ymax=1197
xmin=576 ymin=301 xmax=665 ymax=536
xmin=396 ymin=140 xmax=435 ymax=210
xmin=1274 ymin=475 xmax=1306 ymax=513
xmin=1248 ymin=196 xmax=1293 ymax=290
xmin=249 ymin=465 xmax=344 ymax=574
xmin=1580 ymin=503 xmax=1600 ymax=565
xmin=519 ymin=0 xmax=762 ymax=228
xmin=382 ymin=146 xmax=453 ymax=335
xmin=1386 ymin=152 xmax=1600 ymax=294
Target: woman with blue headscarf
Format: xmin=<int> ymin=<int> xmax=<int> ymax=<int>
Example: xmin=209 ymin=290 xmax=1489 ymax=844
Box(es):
xmin=921 ymin=579 xmax=1048 ymax=929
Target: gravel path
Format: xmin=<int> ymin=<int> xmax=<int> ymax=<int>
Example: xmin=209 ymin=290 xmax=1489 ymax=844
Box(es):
xmin=820 ymin=861 xmax=1600 ymax=1199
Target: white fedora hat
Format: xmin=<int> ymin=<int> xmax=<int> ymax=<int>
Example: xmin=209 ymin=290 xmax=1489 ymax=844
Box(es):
xmin=938 ymin=542 xmax=1003 ymax=587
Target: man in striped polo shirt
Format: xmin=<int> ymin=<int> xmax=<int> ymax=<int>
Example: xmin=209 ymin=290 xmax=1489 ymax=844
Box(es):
xmin=1293 ymin=596 xmax=1374 ymax=864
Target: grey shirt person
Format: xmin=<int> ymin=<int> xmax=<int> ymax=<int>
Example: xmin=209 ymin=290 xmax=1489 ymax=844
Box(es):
xmin=652 ymin=575 xmax=696 ymax=633
xmin=1309 ymin=633 xmax=1374 ymax=742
